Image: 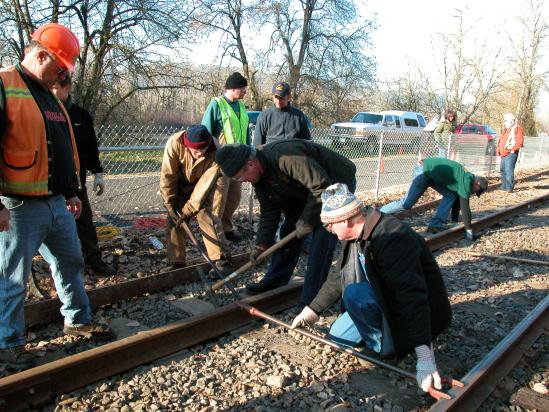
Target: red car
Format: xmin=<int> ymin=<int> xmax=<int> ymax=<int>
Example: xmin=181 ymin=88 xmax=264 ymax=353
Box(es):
xmin=454 ymin=123 xmax=497 ymax=155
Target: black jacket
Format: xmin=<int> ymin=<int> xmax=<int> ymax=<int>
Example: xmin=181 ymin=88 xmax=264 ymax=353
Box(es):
xmin=253 ymin=139 xmax=356 ymax=246
xmin=253 ymin=104 xmax=311 ymax=146
xmin=65 ymin=99 xmax=103 ymax=188
xmin=309 ymin=211 xmax=452 ymax=358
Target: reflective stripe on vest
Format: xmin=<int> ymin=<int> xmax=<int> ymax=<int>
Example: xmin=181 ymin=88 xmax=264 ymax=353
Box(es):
xmin=0 ymin=66 xmax=80 ymax=196
xmin=213 ymin=97 xmax=249 ymax=144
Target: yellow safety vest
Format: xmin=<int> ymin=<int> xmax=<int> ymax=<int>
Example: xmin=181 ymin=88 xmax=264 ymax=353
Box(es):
xmin=213 ymin=97 xmax=249 ymax=144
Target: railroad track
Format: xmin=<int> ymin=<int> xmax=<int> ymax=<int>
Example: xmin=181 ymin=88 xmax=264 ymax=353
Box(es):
xmin=1 ymin=190 xmax=547 ymax=411
xmin=23 ymin=169 xmax=549 ymax=328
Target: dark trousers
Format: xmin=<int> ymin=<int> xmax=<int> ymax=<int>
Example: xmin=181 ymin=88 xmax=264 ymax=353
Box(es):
xmin=76 ymin=187 xmax=102 ymax=265
xmin=262 ymin=214 xmax=338 ymax=306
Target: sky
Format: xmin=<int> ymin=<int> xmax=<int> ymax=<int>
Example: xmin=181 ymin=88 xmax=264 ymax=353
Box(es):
xmin=366 ymin=0 xmax=548 ymax=120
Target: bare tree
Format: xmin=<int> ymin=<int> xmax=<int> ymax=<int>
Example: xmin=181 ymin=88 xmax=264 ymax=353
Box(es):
xmin=508 ymin=0 xmax=548 ymax=135
xmin=431 ymin=8 xmax=504 ymax=123
xmin=0 ymin=0 xmax=198 ymax=124
xmin=192 ymin=0 xmax=263 ymax=109
xmin=264 ymin=0 xmax=376 ymax=108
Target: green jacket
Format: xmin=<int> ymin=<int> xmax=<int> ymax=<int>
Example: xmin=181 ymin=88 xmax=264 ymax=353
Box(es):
xmin=253 ymin=139 xmax=356 ymax=246
xmin=434 ymin=119 xmax=455 ymax=146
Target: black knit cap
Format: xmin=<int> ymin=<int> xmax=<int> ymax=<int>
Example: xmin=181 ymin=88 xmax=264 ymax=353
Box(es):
xmin=225 ymin=72 xmax=248 ymax=89
xmin=184 ymin=125 xmax=212 ymax=149
xmin=215 ymin=144 xmax=253 ymax=177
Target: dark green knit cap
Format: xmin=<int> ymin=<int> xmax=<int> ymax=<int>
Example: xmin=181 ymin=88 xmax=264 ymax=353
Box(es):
xmin=215 ymin=144 xmax=254 ymax=177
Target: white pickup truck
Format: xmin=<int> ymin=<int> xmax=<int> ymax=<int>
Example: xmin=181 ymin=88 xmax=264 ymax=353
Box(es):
xmin=330 ymin=110 xmax=427 ymax=151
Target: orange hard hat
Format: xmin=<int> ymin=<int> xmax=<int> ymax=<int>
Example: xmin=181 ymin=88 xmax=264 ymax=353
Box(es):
xmin=31 ymin=23 xmax=80 ymax=72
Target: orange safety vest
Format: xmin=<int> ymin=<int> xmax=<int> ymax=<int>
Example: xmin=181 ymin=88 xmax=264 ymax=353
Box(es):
xmin=0 ymin=66 xmax=80 ymax=196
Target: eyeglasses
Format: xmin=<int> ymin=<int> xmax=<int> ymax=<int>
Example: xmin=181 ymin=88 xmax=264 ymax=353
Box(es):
xmin=47 ymin=53 xmax=68 ymax=76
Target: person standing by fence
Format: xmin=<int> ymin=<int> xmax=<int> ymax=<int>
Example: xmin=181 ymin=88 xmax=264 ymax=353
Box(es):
xmin=0 ymin=23 xmax=114 ymax=370
xmin=51 ymin=74 xmax=115 ymax=277
xmin=201 ymin=72 xmax=249 ymax=244
xmin=434 ymin=110 xmax=456 ymax=158
xmin=497 ymin=113 xmax=524 ymax=193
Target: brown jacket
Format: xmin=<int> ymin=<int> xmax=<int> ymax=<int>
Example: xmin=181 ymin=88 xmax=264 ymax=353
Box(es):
xmin=160 ymin=131 xmax=222 ymax=213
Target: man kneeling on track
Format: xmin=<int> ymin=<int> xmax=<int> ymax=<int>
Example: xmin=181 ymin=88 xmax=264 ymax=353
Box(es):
xmin=160 ymin=125 xmax=233 ymax=275
xmin=380 ymin=157 xmax=488 ymax=239
xmin=291 ymin=183 xmax=452 ymax=393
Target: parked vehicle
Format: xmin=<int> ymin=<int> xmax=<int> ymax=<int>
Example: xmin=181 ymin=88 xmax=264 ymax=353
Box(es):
xmin=453 ymin=123 xmax=497 ymax=155
xmin=330 ymin=110 xmax=426 ymax=151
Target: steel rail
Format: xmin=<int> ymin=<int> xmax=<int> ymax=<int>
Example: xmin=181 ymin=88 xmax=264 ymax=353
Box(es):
xmin=1 ymin=285 xmax=302 ymax=412
xmin=23 ymin=170 xmax=548 ymax=328
xmin=428 ymin=295 xmax=549 ymax=412
xmin=24 ymin=255 xmax=249 ymax=327
xmin=2 ymin=191 xmax=548 ymax=411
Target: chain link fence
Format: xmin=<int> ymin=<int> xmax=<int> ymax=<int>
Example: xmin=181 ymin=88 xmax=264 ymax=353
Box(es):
xmin=91 ymin=125 xmax=549 ymax=226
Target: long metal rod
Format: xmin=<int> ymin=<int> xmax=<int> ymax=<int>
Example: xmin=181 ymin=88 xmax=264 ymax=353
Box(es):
xmin=235 ymin=301 xmax=462 ymax=401
xmin=428 ymin=295 xmax=549 ymax=411
xmin=211 ymin=231 xmax=298 ymax=291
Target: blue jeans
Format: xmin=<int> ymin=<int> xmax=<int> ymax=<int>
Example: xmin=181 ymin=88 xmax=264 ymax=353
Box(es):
xmin=329 ymin=282 xmax=383 ymax=352
xmin=380 ymin=172 xmax=457 ymax=228
xmin=0 ymin=195 xmax=91 ymax=348
xmin=262 ymin=217 xmax=338 ymax=306
xmin=500 ymin=152 xmax=518 ymax=190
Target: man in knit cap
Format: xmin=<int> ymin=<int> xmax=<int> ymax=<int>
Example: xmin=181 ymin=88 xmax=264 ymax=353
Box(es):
xmin=160 ymin=125 xmax=233 ymax=275
xmin=291 ymin=183 xmax=452 ymax=394
xmin=202 ymin=72 xmax=250 ymax=243
xmin=215 ymin=140 xmax=356 ymax=307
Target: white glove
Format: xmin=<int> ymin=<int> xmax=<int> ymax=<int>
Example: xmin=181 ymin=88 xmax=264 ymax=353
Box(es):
xmin=465 ymin=229 xmax=473 ymax=240
xmin=93 ymin=173 xmax=105 ymax=196
xmin=290 ymin=306 xmax=319 ymax=329
xmin=415 ymin=344 xmax=442 ymax=392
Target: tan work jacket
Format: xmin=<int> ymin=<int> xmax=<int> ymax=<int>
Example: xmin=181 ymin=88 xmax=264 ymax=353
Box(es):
xmin=160 ymin=131 xmax=222 ymax=213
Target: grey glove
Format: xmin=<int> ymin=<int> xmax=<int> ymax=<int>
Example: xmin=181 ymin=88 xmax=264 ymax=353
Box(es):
xmin=290 ymin=306 xmax=319 ymax=329
xmin=295 ymin=219 xmax=314 ymax=238
xmin=415 ymin=345 xmax=442 ymax=392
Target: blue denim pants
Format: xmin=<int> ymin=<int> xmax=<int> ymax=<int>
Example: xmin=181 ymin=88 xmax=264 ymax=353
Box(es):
xmin=500 ymin=152 xmax=518 ymax=191
xmin=261 ymin=216 xmax=338 ymax=306
xmin=0 ymin=195 xmax=91 ymax=348
xmin=380 ymin=172 xmax=457 ymax=229
xmin=328 ymin=282 xmax=383 ymax=352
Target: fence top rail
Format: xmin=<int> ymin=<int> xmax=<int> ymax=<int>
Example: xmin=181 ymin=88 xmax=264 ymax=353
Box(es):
xmin=99 ymin=146 xmax=165 ymax=152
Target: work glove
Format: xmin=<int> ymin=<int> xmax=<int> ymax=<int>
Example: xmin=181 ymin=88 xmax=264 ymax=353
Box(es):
xmin=295 ymin=219 xmax=314 ymax=239
xmin=290 ymin=306 xmax=319 ymax=329
xmin=93 ymin=173 xmax=105 ymax=196
xmin=415 ymin=344 xmax=442 ymax=392
xmin=166 ymin=207 xmax=179 ymax=224
xmin=465 ymin=229 xmax=474 ymax=240
xmin=177 ymin=203 xmax=195 ymax=224
xmin=249 ymin=244 xmax=268 ymax=265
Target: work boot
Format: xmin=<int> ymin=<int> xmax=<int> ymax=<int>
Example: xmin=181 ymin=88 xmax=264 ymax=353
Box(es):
xmin=64 ymin=323 xmax=116 ymax=341
xmin=245 ymin=280 xmax=283 ymax=295
xmin=0 ymin=345 xmax=36 ymax=370
xmin=426 ymin=225 xmax=445 ymax=235
xmin=89 ymin=260 xmax=116 ymax=276
xmin=224 ymin=230 xmax=243 ymax=243
xmin=209 ymin=259 xmax=234 ymax=277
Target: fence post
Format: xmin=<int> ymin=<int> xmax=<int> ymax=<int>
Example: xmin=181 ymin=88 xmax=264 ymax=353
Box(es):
xmin=446 ymin=134 xmax=454 ymax=159
xmin=374 ymin=133 xmax=384 ymax=202
xmin=537 ymin=137 xmax=544 ymax=169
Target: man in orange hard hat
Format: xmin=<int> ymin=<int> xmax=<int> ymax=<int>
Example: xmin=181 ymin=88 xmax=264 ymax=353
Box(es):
xmin=0 ymin=23 xmax=114 ymax=371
